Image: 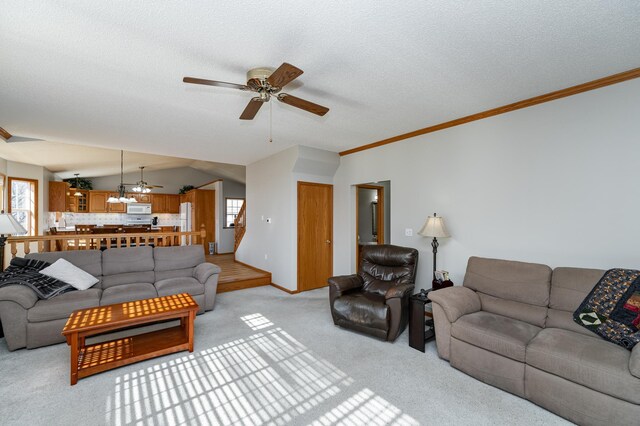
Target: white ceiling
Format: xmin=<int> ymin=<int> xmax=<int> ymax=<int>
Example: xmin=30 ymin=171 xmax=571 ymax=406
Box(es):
xmin=0 ymin=140 xmax=246 ymax=182
xmin=1 ymin=1 xmax=639 ymax=165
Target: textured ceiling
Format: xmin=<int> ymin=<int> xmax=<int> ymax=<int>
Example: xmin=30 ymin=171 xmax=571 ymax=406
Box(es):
xmin=0 ymin=140 xmax=246 ymax=183
xmin=1 ymin=1 xmax=639 ymax=165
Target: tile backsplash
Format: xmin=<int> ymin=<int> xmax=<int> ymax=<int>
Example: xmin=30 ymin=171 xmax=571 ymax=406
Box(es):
xmin=47 ymin=212 xmax=181 ymax=229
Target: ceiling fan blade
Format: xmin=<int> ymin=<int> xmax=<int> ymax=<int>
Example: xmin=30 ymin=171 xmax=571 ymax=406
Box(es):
xmin=0 ymin=127 xmax=12 ymax=140
xmin=146 ymin=185 xmax=164 ymax=189
xmin=277 ymin=94 xmax=329 ymax=116
xmin=183 ymin=77 xmax=250 ymax=91
xmin=6 ymin=136 xmax=45 ymax=143
xmin=267 ymin=63 xmax=303 ymax=89
xmin=239 ymin=98 xmax=264 ymax=120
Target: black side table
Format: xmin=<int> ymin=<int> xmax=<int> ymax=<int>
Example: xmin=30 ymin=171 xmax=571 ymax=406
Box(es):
xmin=409 ymin=291 xmax=435 ymax=352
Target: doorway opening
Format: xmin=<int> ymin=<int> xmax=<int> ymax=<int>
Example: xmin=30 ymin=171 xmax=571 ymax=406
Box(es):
xmin=356 ymin=181 xmax=390 ymax=265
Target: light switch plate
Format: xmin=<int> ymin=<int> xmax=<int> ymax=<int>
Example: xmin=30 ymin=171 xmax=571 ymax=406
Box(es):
xmin=405 ymin=228 xmax=413 ymax=237
xmin=266 ymin=218 xmax=272 ymax=223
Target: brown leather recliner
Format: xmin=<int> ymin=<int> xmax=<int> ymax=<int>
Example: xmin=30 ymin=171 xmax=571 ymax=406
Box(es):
xmin=328 ymin=244 xmax=419 ymax=341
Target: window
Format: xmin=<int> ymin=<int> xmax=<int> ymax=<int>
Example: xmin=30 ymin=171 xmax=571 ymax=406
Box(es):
xmin=225 ymin=198 xmax=244 ymax=228
xmin=8 ymin=177 xmax=38 ymax=236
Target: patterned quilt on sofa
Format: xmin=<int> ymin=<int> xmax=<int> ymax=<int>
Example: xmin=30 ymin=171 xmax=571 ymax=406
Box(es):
xmin=574 ymin=268 xmax=640 ymax=350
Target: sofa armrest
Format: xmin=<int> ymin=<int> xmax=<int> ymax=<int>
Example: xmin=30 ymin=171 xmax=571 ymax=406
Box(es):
xmin=630 ymin=344 xmax=640 ymax=379
xmin=385 ymin=283 xmax=415 ymax=300
xmin=193 ymin=262 xmax=221 ymax=284
xmin=428 ymin=286 xmax=481 ymax=323
xmin=0 ymin=285 xmax=38 ymax=309
xmin=328 ymin=274 xmax=363 ymax=296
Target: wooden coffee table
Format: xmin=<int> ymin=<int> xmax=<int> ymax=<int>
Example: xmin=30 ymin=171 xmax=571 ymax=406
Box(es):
xmin=62 ymin=293 xmax=199 ymax=385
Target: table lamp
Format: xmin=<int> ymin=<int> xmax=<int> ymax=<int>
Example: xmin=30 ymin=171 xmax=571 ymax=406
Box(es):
xmin=418 ymin=213 xmax=450 ymax=284
xmin=0 ymin=210 xmax=27 ymax=271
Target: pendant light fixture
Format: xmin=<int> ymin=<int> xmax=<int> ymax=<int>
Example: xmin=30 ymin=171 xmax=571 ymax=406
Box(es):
xmin=72 ymin=174 xmax=83 ymax=197
xmin=107 ymin=151 xmax=137 ymax=204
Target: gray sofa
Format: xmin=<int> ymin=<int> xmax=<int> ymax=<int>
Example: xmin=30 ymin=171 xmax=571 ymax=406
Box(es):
xmin=0 ymin=245 xmax=220 ymax=351
xmin=430 ymin=256 xmax=640 ymax=426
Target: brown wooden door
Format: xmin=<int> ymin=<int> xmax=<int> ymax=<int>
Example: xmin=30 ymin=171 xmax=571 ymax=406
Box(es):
xmin=298 ymin=182 xmax=333 ymax=291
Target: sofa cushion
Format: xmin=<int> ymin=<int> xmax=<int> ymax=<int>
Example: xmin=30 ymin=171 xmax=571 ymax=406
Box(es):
xmin=101 ymin=271 xmax=155 ymax=289
xmin=451 ymin=311 xmax=541 ymax=362
xmin=154 ymin=246 xmax=205 ymax=281
xmin=26 ymin=250 xmax=102 ymax=277
xmin=100 ymin=283 xmax=157 ymax=306
xmin=27 ymin=288 xmax=102 ymax=322
xmin=102 ymin=246 xmax=154 ymax=276
xmin=154 ymin=246 xmax=205 ymax=271
xmin=526 ymin=328 xmax=640 ymax=404
xmin=546 ymin=267 xmax=606 ymax=334
xmin=332 ymin=292 xmax=389 ymax=331
xmin=155 ymin=277 xmax=204 ymax=297
xmin=463 ymin=257 xmax=552 ymax=306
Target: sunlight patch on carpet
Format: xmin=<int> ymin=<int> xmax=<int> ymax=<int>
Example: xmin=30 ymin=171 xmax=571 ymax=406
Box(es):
xmin=310 ymin=388 xmax=419 ymax=426
xmin=240 ymin=313 xmax=274 ymax=330
xmin=106 ymin=326 xmax=352 ymax=425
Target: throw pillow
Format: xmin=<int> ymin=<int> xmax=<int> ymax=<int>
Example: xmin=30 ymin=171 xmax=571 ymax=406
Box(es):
xmin=573 ymin=268 xmax=640 ymax=350
xmin=39 ymin=258 xmax=99 ymax=290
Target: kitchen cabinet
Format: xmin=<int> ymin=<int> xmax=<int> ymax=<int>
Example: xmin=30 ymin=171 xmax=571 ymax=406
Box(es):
xmin=89 ymin=191 xmax=110 ymax=213
xmin=108 ymin=194 xmax=127 ymax=213
xmin=126 ymin=193 xmax=151 ymax=203
xmin=151 ymin=194 xmax=166 ymax=213
xmin=166 ymin=194 xmax=180 ymax=214
xmin=48 ymin=181 xmax=70 ymax=212
xmin=68 ymin=190 xmax=89 ymax=213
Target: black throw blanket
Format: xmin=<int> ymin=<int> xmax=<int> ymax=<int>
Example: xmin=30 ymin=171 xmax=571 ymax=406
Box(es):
xmin=0 ymin=258 xmax=73 ymax=300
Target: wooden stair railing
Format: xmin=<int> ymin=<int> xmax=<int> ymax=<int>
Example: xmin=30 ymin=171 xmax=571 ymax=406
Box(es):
xmin=5 ymin=225 xmax=207 ymax=263
xmin=233 ymin=201 xmax=246 ymax=253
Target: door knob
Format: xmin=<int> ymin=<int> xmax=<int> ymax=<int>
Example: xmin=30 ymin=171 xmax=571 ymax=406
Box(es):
xmin=326 ymin=240 xmax=331 ymax=244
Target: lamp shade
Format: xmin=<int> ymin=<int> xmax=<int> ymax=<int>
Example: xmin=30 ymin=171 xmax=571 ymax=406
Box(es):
xmin=418 ymin=214 xmax=450 ymax=238
xmin=0 ymin=213 xmax=28 ymax=235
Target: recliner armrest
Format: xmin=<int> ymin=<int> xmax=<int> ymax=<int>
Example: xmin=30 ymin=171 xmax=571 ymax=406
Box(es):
xmin=328 ymin=274 xmax=363 ymax=296
xmin=385 ymin=283 xmax=415 ymax=300
xmin=193 ymin=263 xmax=221 ymax=284
xmin=0 ymin=285 xmax=39 ymax=309
xmin=428 ymin=286 xmax=481 ymax=323
xmin=630 ymin=344 xmax=640 ymax=379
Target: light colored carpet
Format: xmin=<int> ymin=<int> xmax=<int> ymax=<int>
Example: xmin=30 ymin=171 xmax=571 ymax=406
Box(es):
xmin=0 ymin=286 xmax=569 ymax=425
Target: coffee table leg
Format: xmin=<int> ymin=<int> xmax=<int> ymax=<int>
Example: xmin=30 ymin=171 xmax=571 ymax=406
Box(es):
xmin=187 ymin=311 xmax=195 ymax=352
xmin=70 ymin=333 xmax=79 ymax=385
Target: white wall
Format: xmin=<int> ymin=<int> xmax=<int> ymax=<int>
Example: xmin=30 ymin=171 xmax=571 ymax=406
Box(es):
xmin=218 ymin=179 xmax=246 ymax=254
xmin=236 ymin=145 xmax=339 ymax=290
xmin=0 ymin=157 xmax=7 ymax=212
xmin=90 ymin=166 xmax=216 ymax=194
xmin=236 ymin=146 xmax=298 ymax=288
xmin=333 ymin=78 xmax=640 ymax=291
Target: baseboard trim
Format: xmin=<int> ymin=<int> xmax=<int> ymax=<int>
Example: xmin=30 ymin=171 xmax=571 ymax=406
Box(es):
xmin=217 ymin=277 xmax=271 ymax=293
xmin=271 ymin=282 xmax=299 ymax=294
xmin=235 ymin=259 xmax=272 ymax=275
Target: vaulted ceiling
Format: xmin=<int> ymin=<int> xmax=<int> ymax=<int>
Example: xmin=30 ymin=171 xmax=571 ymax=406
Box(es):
xmin=1 ymin=1 xmax=639 ymax=166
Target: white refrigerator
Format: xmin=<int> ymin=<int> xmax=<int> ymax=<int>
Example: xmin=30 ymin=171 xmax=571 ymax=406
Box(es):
xmin=179 ymin=202 xmax=192 ymax=245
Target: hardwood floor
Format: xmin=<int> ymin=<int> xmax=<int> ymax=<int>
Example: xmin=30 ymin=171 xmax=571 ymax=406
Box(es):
xmin=206 ymin=253 xmax=272 ymax=293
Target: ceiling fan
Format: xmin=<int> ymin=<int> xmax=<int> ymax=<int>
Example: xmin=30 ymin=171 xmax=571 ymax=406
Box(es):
xmin=124 ymin=166 xmax=164 ymax=194
xmin=0 ymin=127 xmax=44 ymax=143
xmin=183 ymin=62 xmax=329 ymax=120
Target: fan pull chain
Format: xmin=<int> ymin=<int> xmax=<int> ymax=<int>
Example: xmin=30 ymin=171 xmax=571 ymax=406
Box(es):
xmin=269 ymin=101 xmax=273 ymax=143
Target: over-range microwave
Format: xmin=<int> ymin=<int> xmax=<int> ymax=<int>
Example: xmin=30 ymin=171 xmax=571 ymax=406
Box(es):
xmin=126 ymin=203 xmax=152 ymax=215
